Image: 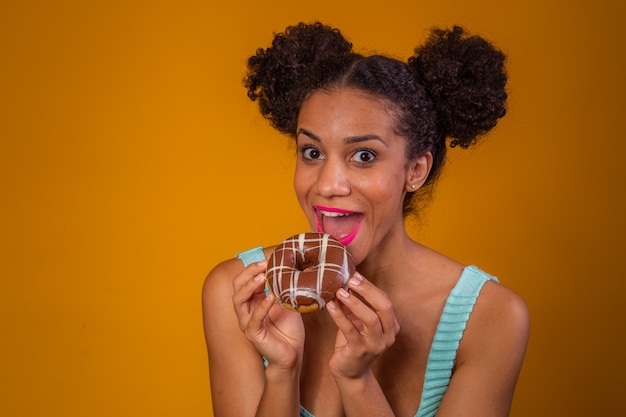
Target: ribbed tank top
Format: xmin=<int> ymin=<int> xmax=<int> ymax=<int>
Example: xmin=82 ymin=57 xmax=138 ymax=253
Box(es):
xmin=415 ymin=265 xmax=497 ymax=417
xmin=236 ymin=248 xmax=496 ymax=417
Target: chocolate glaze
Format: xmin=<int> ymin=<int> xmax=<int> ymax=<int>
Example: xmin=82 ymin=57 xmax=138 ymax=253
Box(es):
xmin=266 ymin=232 xmax=355 ymax=313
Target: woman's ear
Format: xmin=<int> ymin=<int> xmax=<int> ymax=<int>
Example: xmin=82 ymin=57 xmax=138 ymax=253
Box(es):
xmin=404 ymin=152 xmax=433 ymax=192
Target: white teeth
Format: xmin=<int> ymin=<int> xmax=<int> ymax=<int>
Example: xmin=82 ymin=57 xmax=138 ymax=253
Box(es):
xmin=320 ymin=210 xmax=351 ymax=217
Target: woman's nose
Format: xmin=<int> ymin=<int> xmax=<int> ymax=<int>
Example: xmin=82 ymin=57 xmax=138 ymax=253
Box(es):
xmin=314 ymin=158 xmax=350 ymax=197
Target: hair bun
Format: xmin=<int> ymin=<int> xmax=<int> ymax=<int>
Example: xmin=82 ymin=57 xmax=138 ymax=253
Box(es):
xmin=244 ymin=22 xmax=353 ymax=135
xmin=409 ymin=26 xmax=507 ymax=148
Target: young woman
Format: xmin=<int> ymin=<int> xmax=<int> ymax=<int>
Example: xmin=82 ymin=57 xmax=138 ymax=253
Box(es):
xmin=203 ymin=22 xmax=529 ymax=417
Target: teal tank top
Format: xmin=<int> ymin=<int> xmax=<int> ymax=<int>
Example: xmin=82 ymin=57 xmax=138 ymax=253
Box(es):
xmin=236 ymin=248 xmax=497 ymax=417
xmin=415 ymin=265 xmax=497 ymax=417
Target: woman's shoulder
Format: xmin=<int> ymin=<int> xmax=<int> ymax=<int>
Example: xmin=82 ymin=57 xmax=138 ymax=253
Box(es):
xmin=202 ymin=257 xmax=241 ymax=298
xmin=202 ymin=246 xmax=278 ymax=299
xmin=411 ymin=246 xmax=526 ymax=319
xmin=484 ymin=277 xmax=529 ymax=336
xmin=407 ymin=247 xmax=529 ymax=339
xmin=469 ymin=267 xmax=529 ymax=326
xmin=456 ymin=268 xmax=530 ymax=364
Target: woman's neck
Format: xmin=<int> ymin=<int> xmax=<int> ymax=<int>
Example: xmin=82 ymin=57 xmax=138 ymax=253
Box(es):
xmin=356 ymin=228 xmax=421 ymax=287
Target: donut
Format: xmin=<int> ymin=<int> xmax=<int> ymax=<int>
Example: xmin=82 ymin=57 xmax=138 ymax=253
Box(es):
xmin=265 ymin=232 xmax=355 ymax=313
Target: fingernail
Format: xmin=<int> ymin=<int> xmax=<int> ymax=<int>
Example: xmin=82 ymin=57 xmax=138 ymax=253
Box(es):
xmin=254 ymin=273 xmax=265 ymax=282
xmin=326 ymin=300 xmax=336 ymax=311
xmin=337 ymin=288 xmax=350 ymax=299
xmin=349 ymin=272 xmax=363 ymax=286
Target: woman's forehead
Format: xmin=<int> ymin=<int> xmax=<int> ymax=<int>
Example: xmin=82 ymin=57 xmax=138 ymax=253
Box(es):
xmin=298 ymin=89 xmax=398 ymax=131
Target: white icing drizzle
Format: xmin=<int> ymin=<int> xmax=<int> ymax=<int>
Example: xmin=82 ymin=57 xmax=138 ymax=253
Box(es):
xmin=266 ymin=232 xmax=352 ymax=311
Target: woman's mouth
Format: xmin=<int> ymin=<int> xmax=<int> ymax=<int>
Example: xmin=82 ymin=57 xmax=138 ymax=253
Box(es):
xmin=314 ymin=206 xmax=363 ymax=246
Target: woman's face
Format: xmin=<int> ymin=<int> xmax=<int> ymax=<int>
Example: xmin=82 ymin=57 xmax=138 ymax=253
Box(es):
xmin=294 ymin=88 xmax=428 ymax=264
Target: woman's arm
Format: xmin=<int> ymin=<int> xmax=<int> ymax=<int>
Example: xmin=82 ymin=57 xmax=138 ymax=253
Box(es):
xmin=435 ymin=282 xmax=530 ymax=417
xmin=202 ymin=258 xmax=304 ymax=417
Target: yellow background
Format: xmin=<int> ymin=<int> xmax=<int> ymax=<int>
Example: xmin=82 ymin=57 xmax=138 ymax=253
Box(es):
xmin=1 ymin=1 xmax=624 ymax=416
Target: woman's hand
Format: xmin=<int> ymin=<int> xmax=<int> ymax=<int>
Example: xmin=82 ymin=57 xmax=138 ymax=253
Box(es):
xmin=326 ymin=272 xmax=400 ymax=379
xmin=231 ymin=260 xmax=305 ymax=368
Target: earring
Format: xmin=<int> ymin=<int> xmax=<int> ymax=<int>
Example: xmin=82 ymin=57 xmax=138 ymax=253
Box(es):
xmin=411 ymin=184 xmax=417 ymax=189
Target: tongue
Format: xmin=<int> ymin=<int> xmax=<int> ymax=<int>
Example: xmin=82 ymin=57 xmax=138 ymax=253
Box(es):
xmin=322 ymin=214 xmax=362 ymax=241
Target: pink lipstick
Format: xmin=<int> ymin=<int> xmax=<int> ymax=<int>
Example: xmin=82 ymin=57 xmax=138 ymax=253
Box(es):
xmin=314 ymin=205 xmax=363 ymax=246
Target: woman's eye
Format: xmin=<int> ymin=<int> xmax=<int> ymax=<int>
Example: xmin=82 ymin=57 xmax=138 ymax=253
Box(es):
xmin=302 ymin=147 xmax=323 ymax=160
xmin=353 ymin=150 xmax=376 ymax=163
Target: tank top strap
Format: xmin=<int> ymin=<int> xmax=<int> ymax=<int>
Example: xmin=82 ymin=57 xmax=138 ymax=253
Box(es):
xmin=300 ymin=405 xmax=315 ymax=417
xmin=415 ymin=266 xmax=498 ymax=417
xmin=236 ymin=246 xmax=266 ymax=266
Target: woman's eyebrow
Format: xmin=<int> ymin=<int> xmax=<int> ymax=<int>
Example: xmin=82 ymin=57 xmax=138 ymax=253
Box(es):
xmin=297 ymin=129 xmax=388 ymax=147
xmin=345 ymin=135 xmax=388 ymax=147
xmin=297 ymin=128 xmax=320 ymax=142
